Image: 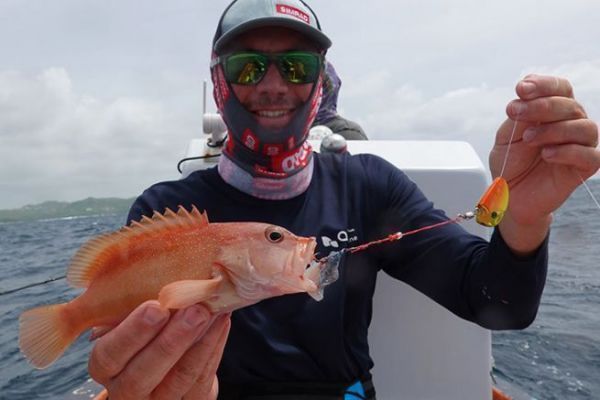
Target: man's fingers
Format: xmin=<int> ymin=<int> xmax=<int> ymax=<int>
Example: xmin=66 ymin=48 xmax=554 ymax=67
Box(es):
xmin=541 ymin=144 xmax=600 ymax=175
xmin=196 ymin=314 xmax=231 ymax=388
xmin=151 ymin=313 xmax=224 ymax=399
xmin=507 ymin=97 xmax=587 ymax=123
xmin=210 ymin=375 xmax=220 ymax=400
xmin=182 ymin=314 xmax=232 ymax=400
xmin=517 ymin=74 xmax=574 ymax=100
xmin=88 ymin=301 xmax=169 ymax=385
xmin=109 ymin=304 xmax=211 ymax=398
xmin=523 ymin=119 xmax=599 ymax=148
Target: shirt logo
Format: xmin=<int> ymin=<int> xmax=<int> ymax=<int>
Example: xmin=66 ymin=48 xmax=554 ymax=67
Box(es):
xmin=276 ymin=4 xmax=310 ymax=24
xmin=321 ymin=228 xmax=358 ymax=248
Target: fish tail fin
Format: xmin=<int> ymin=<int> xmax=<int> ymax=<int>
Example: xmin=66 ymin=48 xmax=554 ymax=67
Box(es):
xmin=19 ymin=303 xmax=81 ymax=369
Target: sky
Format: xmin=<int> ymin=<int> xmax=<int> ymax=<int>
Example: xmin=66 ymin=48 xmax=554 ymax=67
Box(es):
xmin=1 ymin=0 xmax=600 ymax=209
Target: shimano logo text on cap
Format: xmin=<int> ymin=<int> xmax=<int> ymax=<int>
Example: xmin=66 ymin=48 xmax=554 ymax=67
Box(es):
xmin=276 ymin=4 xmax=310 ymax=23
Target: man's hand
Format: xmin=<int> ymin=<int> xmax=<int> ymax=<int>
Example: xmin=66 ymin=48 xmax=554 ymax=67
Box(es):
xmin=88 ymin=301 xmax=231 ymax=400
xmin=490 ymin=74 xmax=600 ymax=255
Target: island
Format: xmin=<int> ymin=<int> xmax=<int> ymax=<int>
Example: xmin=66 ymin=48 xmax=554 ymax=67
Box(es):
xmin=0 ymin=197 xmax=136 ymax=222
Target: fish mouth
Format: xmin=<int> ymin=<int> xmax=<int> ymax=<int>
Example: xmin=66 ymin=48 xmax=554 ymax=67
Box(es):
xmin=300 ymin=239 xmax=324 ymax=300
xmin=274 ymin=237 xmax=319 ymax=297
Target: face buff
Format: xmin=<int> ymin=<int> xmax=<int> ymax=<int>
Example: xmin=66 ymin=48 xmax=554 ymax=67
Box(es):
xmin=211 ymin=53 xmax=323 ymax=200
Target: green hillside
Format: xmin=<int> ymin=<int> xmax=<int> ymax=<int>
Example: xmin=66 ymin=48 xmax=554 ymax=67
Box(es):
xmin=0 ymin=197 xmax=135 ymax=222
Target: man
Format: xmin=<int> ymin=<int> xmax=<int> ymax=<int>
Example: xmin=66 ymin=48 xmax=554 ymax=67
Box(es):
xmin=87 ymin=0 xmax=600 ymax=399
xmin=312 ymin=61 xmax=368 ymax=140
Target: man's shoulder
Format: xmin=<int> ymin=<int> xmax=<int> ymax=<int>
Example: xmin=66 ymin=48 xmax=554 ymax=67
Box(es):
xmin=128 ymin=167 xmax=220 ymax=222
xmin=142 ymin=168 xmax=215 ymax=195
xmin=313 ymin=152 xmax=404 ymax=189
xmin=322 ymin=116 xmax=368 ymax=140
xmin=315 ymin=151 xmax=396 ymax=171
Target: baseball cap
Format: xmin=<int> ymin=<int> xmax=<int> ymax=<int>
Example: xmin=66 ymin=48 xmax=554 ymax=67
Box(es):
xmin=213 ymin=0 xmax=332 ymax=53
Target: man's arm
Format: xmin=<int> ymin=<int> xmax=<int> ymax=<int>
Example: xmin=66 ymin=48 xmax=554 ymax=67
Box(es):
xmin=361 ymin=155 xmax=548 ymax=330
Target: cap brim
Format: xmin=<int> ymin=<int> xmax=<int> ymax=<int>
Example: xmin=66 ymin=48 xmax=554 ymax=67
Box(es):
xmin=214 ymin=17 xmax=332 ymax=53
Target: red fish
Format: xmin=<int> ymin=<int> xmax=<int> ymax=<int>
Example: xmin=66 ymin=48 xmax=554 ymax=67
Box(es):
xmin=19 ymin=206 xmax=319 ymax=369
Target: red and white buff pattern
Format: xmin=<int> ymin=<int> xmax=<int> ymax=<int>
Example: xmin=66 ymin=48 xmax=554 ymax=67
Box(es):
xmin=218 ymin=148 xmax=315 ymax=200
xmin=211 ymin=52 xmax=323 ymax=199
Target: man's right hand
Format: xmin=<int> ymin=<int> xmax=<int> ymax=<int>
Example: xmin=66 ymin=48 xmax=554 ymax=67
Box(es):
xmin=88 ymin=301 xmax=231 ymax=400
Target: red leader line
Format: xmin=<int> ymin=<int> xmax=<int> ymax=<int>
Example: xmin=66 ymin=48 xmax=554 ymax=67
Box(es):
xmin=346 ymin=214 xmax=469 ymax=255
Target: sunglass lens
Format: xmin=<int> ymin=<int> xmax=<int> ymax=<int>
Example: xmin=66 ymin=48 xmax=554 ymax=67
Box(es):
xmin=279 ymin=53 xmax=320 ymax=84
xmin=225 ymin=53 xmax=267 ymax=85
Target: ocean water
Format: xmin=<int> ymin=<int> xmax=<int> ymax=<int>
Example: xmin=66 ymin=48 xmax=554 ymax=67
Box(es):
xmin=0 ymin=181 xmax=598 ymax=399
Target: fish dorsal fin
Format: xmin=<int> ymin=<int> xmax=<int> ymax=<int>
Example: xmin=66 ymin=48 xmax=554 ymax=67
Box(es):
xmin=66 ymin=205 xmax=209 ymax=288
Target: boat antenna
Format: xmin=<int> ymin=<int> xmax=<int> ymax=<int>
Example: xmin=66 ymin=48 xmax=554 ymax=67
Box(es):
xmin=203 ymin=79 xmax=207 ymax=115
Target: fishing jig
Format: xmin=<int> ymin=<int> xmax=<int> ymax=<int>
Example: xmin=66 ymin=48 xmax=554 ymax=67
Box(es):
xmin=475 ymin=177 xmax=509 ymax=227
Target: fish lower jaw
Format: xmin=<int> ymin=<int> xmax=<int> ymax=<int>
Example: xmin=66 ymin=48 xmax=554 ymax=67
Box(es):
xmin=236 ymin=281 xmax=310 ymax=301
xmin=232 ymin=282 xmax=276 ymax=301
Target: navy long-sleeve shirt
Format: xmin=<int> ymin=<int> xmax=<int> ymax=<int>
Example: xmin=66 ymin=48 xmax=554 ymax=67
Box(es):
xmin=127 ymin=152 xmax=548 ymax=388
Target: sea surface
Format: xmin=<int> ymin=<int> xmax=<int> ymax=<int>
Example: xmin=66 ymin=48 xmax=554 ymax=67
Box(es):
xmin=1 ymin=181 xmax=599 ymax=399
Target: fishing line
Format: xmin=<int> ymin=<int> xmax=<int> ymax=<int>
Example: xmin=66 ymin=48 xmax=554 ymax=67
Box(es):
xmin=499 ymin=120 xmax=519 ymax=178
xmin=500 ymin=100 xmax=600 ymax=211
xmin=577 ymin=172 xmax=600 ymax=211
xmin=345 ymin=214 xmax=474 ymax=255
xmin=316 ymin=213 xmax=475 ymax=266
xmin=0 ymin=276 xmax=66 ymax=296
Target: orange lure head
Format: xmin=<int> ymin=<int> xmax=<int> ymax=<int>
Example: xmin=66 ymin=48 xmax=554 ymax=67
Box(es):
xmin=475 ymin=177 xmax=509 ymax=227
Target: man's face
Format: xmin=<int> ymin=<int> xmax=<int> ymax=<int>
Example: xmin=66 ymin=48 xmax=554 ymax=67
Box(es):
xmin=228 ymin=27 xmax=318 ymax=130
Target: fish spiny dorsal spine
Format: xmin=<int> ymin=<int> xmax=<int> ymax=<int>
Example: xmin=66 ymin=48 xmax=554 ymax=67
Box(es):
xmin=66 ymin=206 xmax=209 ymax=288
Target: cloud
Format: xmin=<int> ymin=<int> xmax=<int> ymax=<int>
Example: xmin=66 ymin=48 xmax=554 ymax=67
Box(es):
xmin=339 ymin=59 xmax=600 ymax=178
xmin=2 ymin=60 xmax=598 ymax=210
xmin=342 ymin=71 xmax=509 ymax=163
xmin=0 ymin=68 xmax=200 ymax=209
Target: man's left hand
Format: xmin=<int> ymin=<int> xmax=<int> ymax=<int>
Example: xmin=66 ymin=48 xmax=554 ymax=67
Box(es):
xmin=490 ymin=74 xmax=599 ymax=255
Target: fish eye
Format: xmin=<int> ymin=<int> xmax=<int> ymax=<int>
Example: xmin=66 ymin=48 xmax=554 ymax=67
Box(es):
xmin=491 ymin=211 xmax=498 ymax=219
xmin=265 ymin=227 xmax=284 ymax=243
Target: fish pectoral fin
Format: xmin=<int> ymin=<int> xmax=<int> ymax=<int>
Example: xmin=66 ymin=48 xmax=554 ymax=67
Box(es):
xmin=158 ymin=277 xmax=222 ymax=309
